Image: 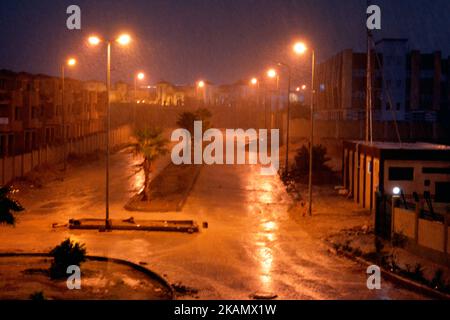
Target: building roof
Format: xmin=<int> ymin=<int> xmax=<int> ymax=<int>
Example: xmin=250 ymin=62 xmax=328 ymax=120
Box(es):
xmin=348 ymin=140 xmax=450 ymax=151
xmin=344 ymin=140 xmax=450 ymax=161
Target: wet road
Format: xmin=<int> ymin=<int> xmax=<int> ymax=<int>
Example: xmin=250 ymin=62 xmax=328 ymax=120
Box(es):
xmin=0 ymin=150 xmax=425 ymax=299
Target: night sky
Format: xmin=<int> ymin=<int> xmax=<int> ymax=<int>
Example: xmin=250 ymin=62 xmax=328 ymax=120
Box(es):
xmin=1 ymin=0 xmax=450 ymax=85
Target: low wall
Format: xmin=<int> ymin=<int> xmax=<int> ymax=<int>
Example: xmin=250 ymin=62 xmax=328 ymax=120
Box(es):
xmin=418 ymin=219 xmax=445 ymax=252
xmin=393 ymin=208 xmax=416 ymax=239
xmin=0 ymin=125 xmax=131 ymax=185
xmin=393 ymin=207 xmax=449 ymax=260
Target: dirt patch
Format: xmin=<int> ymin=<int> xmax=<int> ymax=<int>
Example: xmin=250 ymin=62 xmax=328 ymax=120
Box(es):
xmin=287 ymin=184 xmax=372 ymax=240
xmin=0 ymin=256 xmax=172 ymax=300
xmin=125 ymin=163 xmax=202 ymax=212
xmin=326 ymin=227 xmax=450 ymax=296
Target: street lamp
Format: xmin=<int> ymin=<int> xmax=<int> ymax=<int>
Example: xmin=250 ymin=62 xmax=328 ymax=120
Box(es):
xmin=61 ymin=57 xmax=77 ymax=171
xmin=88 ymin=33 xmax=132 ymax=229
xmin=293 ymin=41 xmax=315 ymax=216
xmin=267 ymin=69 xmax=277 ymax=79
xmin=266 ymin=69 xmax=280 ymax=129
xmin=277 ymin=62 xmax=292 ymax=176
xmin=134 ymin=72 xmax=145 ymax=126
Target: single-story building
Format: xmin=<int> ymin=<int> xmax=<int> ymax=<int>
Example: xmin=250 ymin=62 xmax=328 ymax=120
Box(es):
xmin=342 ymin=141 xmax=450 ymax=210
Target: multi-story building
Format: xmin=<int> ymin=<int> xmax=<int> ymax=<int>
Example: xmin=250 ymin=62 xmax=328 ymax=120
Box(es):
xmin=314 ymin=38 xmax=450 ymax=124
xmin=0 ymin=70 xmax=107 ymax=157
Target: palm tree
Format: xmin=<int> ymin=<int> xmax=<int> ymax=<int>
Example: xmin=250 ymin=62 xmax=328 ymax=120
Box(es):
xmin=0 ymin=185 xmax=24 ymax=225
xmin=131 ymin=127 xmax=168 ymax=201
xmin=176 ymin=111 xmax=197 ymax=136
xmin=176 ymin=108 xmax=213 ymax=136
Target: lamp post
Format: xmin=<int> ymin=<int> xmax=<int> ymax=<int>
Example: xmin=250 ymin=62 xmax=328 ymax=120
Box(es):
xmin=88 ymin=33 xmax=131 ymax=229
xmin=277 ymin=62 xmax=292 ymax=175
xmin=250 ymin=77 xmax=260 ymax=124
xmin=266 ymin=68 xmax=278 ymax=129
xmin=61 ymin=57 xmax=77 ymax=171
xmin=134 ymin=72 xmax=145 ymax=127
xmin=293 ymin=41 xmax=315 ymax=216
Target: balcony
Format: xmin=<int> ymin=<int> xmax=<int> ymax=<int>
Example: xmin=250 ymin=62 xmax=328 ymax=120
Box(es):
xmin=0 ymin=117 xmax=23 ymax=133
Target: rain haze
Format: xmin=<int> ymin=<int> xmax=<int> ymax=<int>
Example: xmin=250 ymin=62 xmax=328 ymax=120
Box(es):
xmin=1 ymin=0 xmax=450 ymax=84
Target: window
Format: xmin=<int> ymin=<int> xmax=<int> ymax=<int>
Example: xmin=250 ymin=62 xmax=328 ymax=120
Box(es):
xmin=14 ymin=107 xmax=21 ymax=121
xmin=388 ymin=167 xmax=414 ymax=181
xmin=422 ymin=167 xmax=450 ymax=174
xmin=435 ymin=182 xmax=450 ymax=203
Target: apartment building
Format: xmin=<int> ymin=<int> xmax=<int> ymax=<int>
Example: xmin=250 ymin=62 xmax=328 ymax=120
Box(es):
xmin=314 ymin=39 xmax=450 ymax=124
xmin=0 ymin=70 xmax=106 ymax=158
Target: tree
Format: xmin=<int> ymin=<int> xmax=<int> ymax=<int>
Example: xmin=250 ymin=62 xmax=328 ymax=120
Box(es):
xmin=292 ymin=144 xmax=331 ymax=174
xmin=176 ymin=108 xmax=213 ymax=135
xmin=194 ymin=108 xmax=212 ymax=131
xmin=0 ymin=185 xmax=24 ymax=225
xmin=132 ymin=127 xmax=169 ymax=201
xmin=176 ymin=111 xmax=197 ymax=136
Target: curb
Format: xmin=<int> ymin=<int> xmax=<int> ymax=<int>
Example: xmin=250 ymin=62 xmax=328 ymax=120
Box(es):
xmin=176 ymin=165 xmax=202 ymax=211
xmin=0 ymin=252 xmax=174 ymax=300
xmin=329 ymin=247 xmax=450 ymax=300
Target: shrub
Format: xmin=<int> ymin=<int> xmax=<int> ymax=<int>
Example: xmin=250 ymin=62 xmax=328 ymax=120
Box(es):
xmin=49 ymin=238 xmax=86 ymax=279
xmin=430 ymin=269 xmax=447 ymax=291
xmin=392 ymin=232 xmax=408 ymax=248
xmin=0 ymin=185 xmax=24 ymax=225
xmin=289 ymin=145 xmax=337 ymax=184
xmin=29 ymin=291 xmax=46 ymax=300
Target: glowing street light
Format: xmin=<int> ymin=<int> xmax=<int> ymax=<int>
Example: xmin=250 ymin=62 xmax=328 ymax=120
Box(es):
xmin=61 ymin=57 xmax=77 ymax=171
xmin=116 ymin=34 xmax=131 ymax=46
xmin=293 ymin=41 xmax=307 ymax=55
xmin=250 ymin=77 xmax=258 ymax=86
xmin=88 ymin=36 xmax=101 ymax=46
xmin=198 ymin=80 xmax=205 ymax=88
xmin=87 ymin=33 xmax=132 ymax=229
xmin=267 ymin=68 xmax=277 ymax=78
xmin=67 ymin=58 xmax=77 ymax=66
xmin=137 ymin=72 xmax=145 ymax=80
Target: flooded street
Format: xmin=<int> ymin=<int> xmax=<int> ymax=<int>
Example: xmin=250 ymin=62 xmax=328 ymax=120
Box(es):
xmin=0 ymin=150 xmax=425 ymax=299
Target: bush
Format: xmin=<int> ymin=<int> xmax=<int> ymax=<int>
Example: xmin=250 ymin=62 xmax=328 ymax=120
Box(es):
xmin=176 ymin=108 xmax=213 ymax=136
xmin=49 ymin=238 xmax=86 ymax=279
xmin=0 ymin=185 xmax=24 ymax=225
xmin=392 ymin=232 xmax=408 ymax=248
xmin=430 ymin=269 xmax=447 ymax=292
xmin=289 ymin=145 xmax=337 ymax=184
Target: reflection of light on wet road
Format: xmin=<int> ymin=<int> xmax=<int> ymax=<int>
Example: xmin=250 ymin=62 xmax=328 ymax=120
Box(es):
xmin=261 ymin=221 xmax=277 ymax=232
xmin=254 ymin=218 xmax=279 ymax=292
xmin=129 ymin=158 xmax=144 ymax=193
xmin=258 ymin=182 xmax=274 ymax=203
